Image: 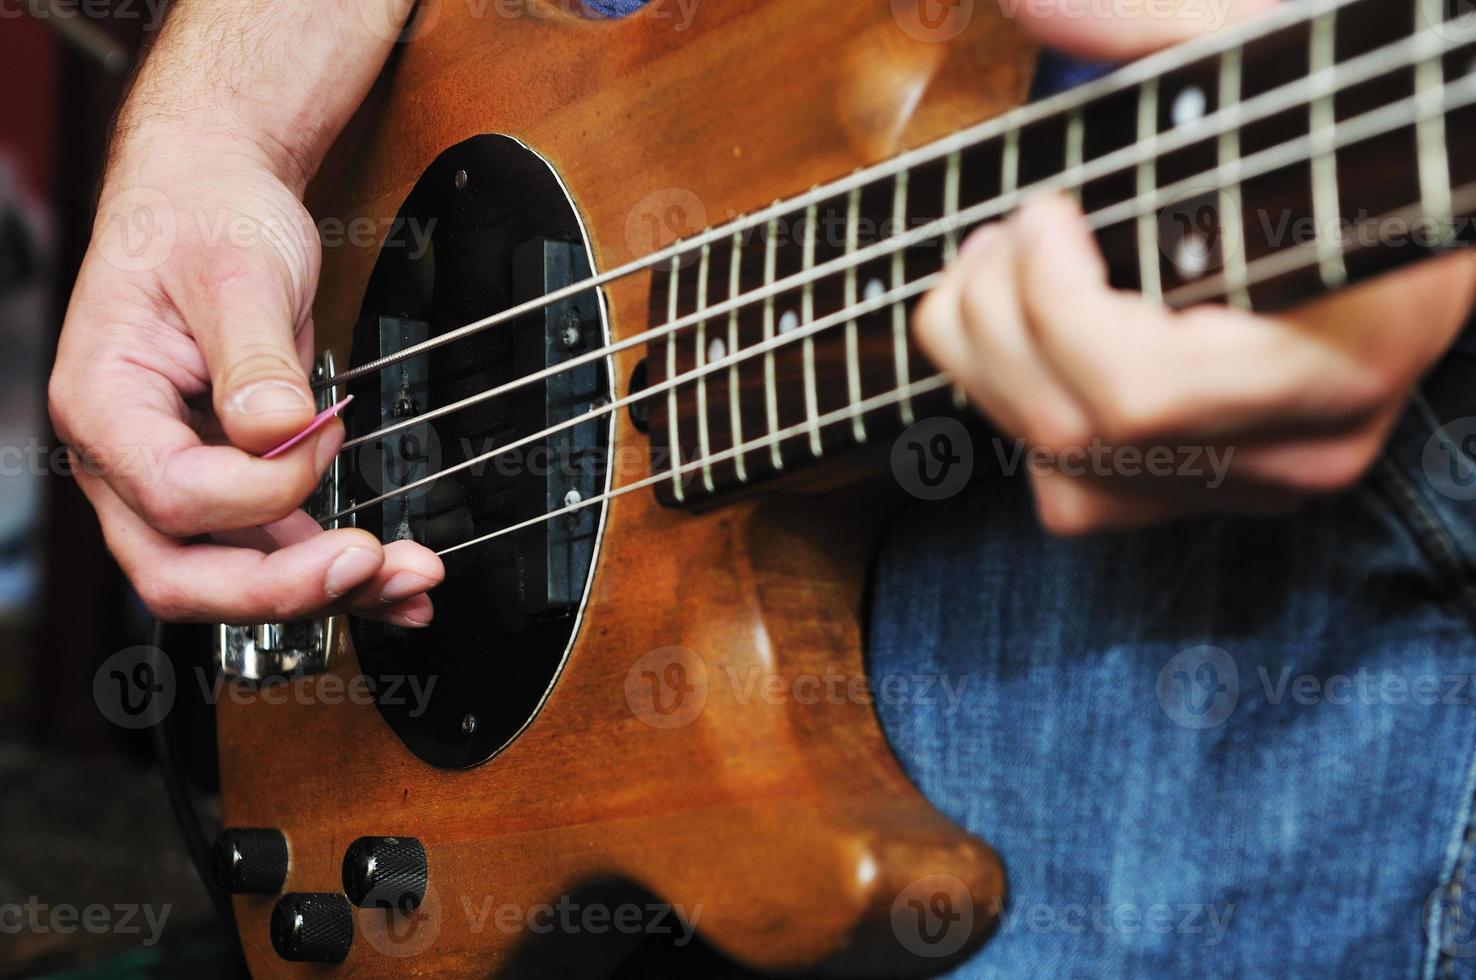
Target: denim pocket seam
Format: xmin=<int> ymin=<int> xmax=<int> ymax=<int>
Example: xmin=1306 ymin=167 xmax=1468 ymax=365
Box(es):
xmin=1376 ymin=457 xmax=1476 ymax=627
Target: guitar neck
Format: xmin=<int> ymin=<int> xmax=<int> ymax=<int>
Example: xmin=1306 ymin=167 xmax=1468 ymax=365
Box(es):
xmin=645 ymin=0 xmax=1476 ymax=507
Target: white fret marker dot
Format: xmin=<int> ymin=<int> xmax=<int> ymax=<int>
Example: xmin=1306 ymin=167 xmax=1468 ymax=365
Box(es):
xmin=1171 ymin=86 xmax=1207 ymax=127
xmin=1172 ymin=231 xmax=1211 ymax=278
xmin=779 ymin=310 xmax=800 ymax=334
xmin=864 ymin=278 xmax=886 ymax=302
xmin=707 ymin=338 xmax=727 ymax=363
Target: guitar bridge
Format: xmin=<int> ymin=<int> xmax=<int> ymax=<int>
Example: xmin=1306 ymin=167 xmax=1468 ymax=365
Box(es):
xmin=215 ymin=352 xmax=343 ymax=682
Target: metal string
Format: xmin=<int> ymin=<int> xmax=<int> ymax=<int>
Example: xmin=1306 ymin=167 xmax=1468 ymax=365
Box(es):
xmin=337 ymin=16 xmax=1476 ymax=456
xmin=431 ymin=179 xmax=1476 ymax=557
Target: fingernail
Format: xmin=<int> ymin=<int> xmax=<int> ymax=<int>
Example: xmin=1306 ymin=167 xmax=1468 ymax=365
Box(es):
xmin=231 ymin=380 xmax=311 ymax=417
xmin=388 ymin=608 xmax=432 ymax=628
xmin=326 ymin=546 xmax=380 ymax=597
xmin=379 ymin=571 xmax=436 ymax=604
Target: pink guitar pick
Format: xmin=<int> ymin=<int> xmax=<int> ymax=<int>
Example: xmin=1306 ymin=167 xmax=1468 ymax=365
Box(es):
xmin=261 ymin=395 xmax=354 ymax=460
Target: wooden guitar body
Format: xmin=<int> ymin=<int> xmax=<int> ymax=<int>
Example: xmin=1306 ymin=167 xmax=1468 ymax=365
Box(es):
xmin=217 ymin=2 xmax=1036 ymax=974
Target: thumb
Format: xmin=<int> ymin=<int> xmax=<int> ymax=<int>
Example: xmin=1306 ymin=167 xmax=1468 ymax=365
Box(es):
xmin=180 ymin=244 xmax=318 ymax=455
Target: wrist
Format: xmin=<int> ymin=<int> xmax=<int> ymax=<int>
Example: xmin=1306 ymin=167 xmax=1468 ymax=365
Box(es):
xmin=107 ymin=112 xmax=320 ymax=199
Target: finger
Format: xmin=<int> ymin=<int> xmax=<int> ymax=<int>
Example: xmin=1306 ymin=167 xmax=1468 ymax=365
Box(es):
xmin=913 ymin=247 xmax=978 ymax=385
xmin=1016 ymin=0 xmax=1278 ymax=62
xmin=76 ymin=467 xmax=422 ymax=625
xmin=58 ymin=365 xmax=344 ymax=537
xmin=214 ymin=512 xmax=445 ymax=614
xmin=948 ymin=223 xmax=1092 ymax=448
xmin=1012 ymin=193 xmax=1380 ymax=444
xmin=374 ymin=593 xmax=435 ymax=629
xmin=344 ymin=539 xmax=445 ymax=614
xmin=171 ymin=208 xmax=320 ymax=454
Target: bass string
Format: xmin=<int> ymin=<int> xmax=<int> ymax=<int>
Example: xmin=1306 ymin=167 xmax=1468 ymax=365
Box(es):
xmin=434 ymin=374 xmax=958 ymax=557
xmin=329 ymin=272 xmax=941 ymax=521
xmin=317 ymin=0 xmax=1452 ymax=393
xmin=339 ymin=22 xmax=1476 ymax=456
xmin=324 ymin=84 xmax=1476 ymax=524
xmin=411 ymin=178 xmax=1476 ymax=558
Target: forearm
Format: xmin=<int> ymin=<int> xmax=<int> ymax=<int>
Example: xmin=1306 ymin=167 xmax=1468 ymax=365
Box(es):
xmin=109 ymin=0 xmax=414 ymax=193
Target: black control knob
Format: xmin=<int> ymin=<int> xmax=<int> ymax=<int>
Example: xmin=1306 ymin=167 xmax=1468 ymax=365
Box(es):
xmin=341 ymin=836 xmax=428 ymax=912
xmin=211 ymin=828 xmax=289 ymax=895
xmin=271 ymin=893 xmax=354 ymax=963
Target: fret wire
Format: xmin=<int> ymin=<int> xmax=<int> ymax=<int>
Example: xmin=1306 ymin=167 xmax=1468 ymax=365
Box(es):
xmin=891 ymin=170 xmax=916 ymax=425
xmin=664 ymin=256 xmax=686 ymax=503
xmin=943 ymin=150 xmax=963 ymax=260
xmin=801 ymin=203 xmax=824 ymax=457
xmin=320 ymin=0 xmax=1360 ymax=390
xmin=726 ymin=232 xmax=748 ymax=483
xmin=944 ymin=150 xmax=969 ymax=410
xmin=844 ymin=187 xmax=868 ymax=443
xmin=693 ymin=243 xmax=716 ymax=493
xmin=1066 ymin=107 xmax=1085 ymax=199
xmin=1310 ymin=10 xmax=1349 ymax=288
xmin=343 ymin=15 xmax=1476 ymax=454
xmin=1002 ymin=127 xmax=1020 ymax=194
xmin=1218 ymin=46 xmax=1253 ymax=308
xmin=1136 ymin=77 xmax=1164 ymax=302
xmin=762 ymin=217 xmax=784 ymax=470
xmin=1416 ymin=0 xmax=1455 ymax=243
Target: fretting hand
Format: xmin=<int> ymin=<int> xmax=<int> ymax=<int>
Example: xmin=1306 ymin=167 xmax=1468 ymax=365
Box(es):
xmin=914 ymin=2 xmax=1476 ymax=534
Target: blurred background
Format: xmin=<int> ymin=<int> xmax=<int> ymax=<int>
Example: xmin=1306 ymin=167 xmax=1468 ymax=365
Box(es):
xmin=0 ymin=4 xmax=231 ymax=976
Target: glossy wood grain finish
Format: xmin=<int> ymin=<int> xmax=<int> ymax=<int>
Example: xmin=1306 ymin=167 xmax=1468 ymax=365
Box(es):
xmin=217 ymin=1 xmax=1035 ymax=975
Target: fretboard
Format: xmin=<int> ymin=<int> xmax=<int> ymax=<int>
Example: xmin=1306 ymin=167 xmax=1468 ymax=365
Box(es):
xmin=644 ymin=0 xmax=1476 ymax=506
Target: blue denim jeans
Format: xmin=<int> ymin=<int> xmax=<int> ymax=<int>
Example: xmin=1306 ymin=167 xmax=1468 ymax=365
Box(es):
xmin=865 ymin=52 xmax=1476 ymax=980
